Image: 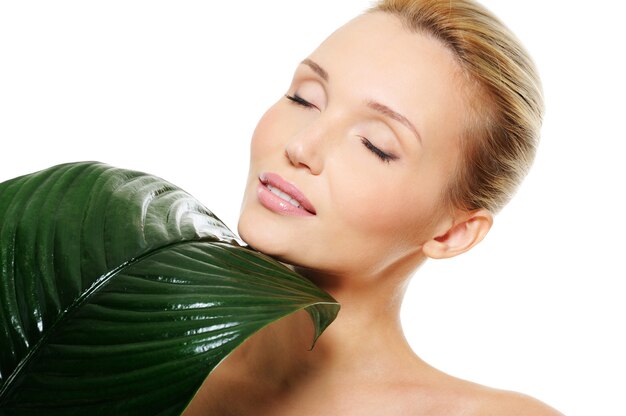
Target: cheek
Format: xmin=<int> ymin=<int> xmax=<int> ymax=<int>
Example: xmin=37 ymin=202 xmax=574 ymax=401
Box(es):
xmin=249 ymin=103 xmax=292 ymax=164
xmin=328 ymin=162 xmax=442 ymax=247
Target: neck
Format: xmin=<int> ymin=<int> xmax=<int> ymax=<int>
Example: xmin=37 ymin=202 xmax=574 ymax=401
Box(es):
xmin=234 ymin=256 xmax=428 ymax=387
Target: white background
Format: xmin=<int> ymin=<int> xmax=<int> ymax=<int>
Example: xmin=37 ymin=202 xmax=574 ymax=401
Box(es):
xmin=1 ymin=1 xmax=624 ymax=414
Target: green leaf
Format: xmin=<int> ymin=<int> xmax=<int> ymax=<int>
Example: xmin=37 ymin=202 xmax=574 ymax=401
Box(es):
xmin=0 ymin=162 xmax=339 ymax=415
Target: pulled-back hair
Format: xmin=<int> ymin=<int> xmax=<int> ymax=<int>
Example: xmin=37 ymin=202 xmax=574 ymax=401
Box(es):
xmin=369 ymin=0 xmax=544 ymax=214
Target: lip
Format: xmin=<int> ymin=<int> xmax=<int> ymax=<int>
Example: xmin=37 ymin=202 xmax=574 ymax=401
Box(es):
xmin=257 ymin=172 xmax=316 ymax=216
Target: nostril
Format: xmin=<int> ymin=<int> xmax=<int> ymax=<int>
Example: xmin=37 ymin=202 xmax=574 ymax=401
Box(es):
xmin=284 ymin=141 xmax=322 ymax=175
xmin=284 ymin=145 xmax=305 ymax=168
xmin=284 ymin=148 xmax=299 ymax=168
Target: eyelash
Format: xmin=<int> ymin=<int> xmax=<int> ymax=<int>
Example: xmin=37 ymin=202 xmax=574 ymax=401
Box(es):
xmin=360 ymin=137 xmax=396 ymax=163
xmin=284 ymin=93 xmax=397 ymax=164
xmin=285 ymin=93 xmax=315 ymax=108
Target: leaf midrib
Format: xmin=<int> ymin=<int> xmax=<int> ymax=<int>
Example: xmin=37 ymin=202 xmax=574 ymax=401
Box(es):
xmin=0 ymin=236 xmax=221 ymax=401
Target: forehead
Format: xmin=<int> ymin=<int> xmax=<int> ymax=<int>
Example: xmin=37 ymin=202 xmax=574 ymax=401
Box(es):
xmin=308 ymin=11 xmax=469 ymax=148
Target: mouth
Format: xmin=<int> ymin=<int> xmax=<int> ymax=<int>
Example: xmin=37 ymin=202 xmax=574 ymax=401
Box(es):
xmin=257 ymin=172 xmax=316 ymax=216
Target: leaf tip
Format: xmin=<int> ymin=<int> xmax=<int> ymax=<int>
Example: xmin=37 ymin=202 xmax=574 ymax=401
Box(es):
xmin=306 ymin=302 xmax=341 ymax=351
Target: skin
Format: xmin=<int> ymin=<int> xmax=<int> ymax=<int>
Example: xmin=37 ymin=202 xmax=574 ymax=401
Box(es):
xmin=183 ymin=11 xmax=562 ymax=416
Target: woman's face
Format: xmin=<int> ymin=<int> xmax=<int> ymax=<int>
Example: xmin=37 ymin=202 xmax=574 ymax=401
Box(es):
xmin=238 ymin=12 xmax=469 ymax=280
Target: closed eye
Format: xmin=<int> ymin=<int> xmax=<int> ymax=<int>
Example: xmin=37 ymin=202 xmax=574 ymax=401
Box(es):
xmin=361 ymin=137 xmax=398 ymax=163
xmin=285 ymin=94 xmax=317 ymax=109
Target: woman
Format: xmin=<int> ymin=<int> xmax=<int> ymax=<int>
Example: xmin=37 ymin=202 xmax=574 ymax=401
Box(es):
xmin=185 ymin=0 xmax=561 ymax=414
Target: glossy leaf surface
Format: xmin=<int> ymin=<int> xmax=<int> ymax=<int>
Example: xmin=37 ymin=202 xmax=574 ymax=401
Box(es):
xmin=0 ymin=162 xmax=339 ymax=415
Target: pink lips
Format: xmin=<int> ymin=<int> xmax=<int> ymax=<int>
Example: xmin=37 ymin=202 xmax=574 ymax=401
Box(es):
xmin=257 ymin=172 xmax=316 ymax=216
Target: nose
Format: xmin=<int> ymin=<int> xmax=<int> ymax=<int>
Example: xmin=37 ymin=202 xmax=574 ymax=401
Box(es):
xmin=284 ymin=122 xmax=327 ymax=175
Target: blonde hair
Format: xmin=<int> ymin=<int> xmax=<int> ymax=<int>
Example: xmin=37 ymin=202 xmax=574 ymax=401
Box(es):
xmin=369 ymin=0 xmax=544 ymax=214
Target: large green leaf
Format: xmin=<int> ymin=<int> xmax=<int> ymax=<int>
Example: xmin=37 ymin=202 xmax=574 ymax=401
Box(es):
xmin=0 ymin=162 xmax=339 ymax=415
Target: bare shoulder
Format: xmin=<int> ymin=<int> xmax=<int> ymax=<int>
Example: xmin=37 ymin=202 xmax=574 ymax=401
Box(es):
xmin=473 ymin=388 xmax=564 ymax=416
xmin=405 ymin=364 xmax=564 ymax=416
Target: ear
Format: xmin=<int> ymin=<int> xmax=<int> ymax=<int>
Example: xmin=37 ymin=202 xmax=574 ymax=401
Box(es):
xmin=422 ymin=208 xmax=493 ymax=259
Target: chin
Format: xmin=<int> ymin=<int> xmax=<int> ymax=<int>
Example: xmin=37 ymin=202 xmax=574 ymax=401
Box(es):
xmin=237 ymin=210 xmax=285 ymax=257
xmin=237 ymin=213 xmax=316 ymax=272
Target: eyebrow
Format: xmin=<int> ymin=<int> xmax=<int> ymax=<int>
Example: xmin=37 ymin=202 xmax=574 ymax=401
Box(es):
xmin=301 ymin=58 xmax=329 ymax=82
xmin=300 ymin=58 xmax=422 ymax=144
xmin=366 ymin=100 xmax=423 ymax=145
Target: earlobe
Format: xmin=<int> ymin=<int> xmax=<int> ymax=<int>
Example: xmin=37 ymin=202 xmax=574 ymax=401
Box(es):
xmin=423 ymin=209 xmax=493 ymax=259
